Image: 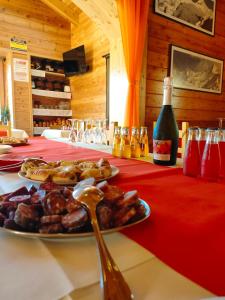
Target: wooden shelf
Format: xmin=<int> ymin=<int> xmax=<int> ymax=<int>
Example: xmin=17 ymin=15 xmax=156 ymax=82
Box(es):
xmin=33 ymin=108 xmax=72 ymax=117
xmin=31 ymin=69 xmax=65 ymax=77
xmin=32 ymin=89 xmax=71 ymax=99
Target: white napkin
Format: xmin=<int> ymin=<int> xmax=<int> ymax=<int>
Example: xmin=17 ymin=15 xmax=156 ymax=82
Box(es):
xmin=0 ymin=173 xmax=35 ymax=194
xmin=0 ymin=232 xmax=74 ymax=300
xmin=43 ymin=232 xmax=153 ymax=290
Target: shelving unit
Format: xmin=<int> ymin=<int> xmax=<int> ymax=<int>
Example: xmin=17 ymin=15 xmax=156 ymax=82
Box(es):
xmin=31 ymin=56 xmax=72 ymax=135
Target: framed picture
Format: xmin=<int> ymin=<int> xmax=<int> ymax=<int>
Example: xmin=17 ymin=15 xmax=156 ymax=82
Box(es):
xmin=170 ymin=45 xmax=223 ymax=94
xmin=154 ymin=0 xmax=216 ymax=36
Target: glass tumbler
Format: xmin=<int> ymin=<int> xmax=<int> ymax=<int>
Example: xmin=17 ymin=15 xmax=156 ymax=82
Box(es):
xmin=198 ymin=128 xmax=207 ymax=161
xmin=201 ymin=128 xmax=221 ymax=182
xmin=183 ymin=127 xmax=200 ymax=177
xmin=219 ymin=129 xmax=225 ymax=179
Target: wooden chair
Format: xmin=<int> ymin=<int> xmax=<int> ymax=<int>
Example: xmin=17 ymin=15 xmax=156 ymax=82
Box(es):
xmin=153 ymin=121 xmax=189 ymax=158
xmin=0 ymin=121 xmax=11 ymax=137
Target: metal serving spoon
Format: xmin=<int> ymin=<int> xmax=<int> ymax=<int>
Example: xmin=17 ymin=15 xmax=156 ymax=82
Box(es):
xmin=73 ymin=185 xmax=134 ymax=300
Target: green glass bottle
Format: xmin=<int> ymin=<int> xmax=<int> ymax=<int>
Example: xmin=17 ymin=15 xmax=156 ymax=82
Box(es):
xmin=153 ymin=77 xmax=179 ymax=166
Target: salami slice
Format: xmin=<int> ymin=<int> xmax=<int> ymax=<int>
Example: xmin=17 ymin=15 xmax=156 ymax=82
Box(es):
xmin=41 ymin=215 xmax=62 ymax=225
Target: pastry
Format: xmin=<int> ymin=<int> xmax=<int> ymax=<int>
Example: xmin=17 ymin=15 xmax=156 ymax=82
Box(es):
xmin=52 ymin=165 xmax=79 ymax=184
xmin=80 ymin=168 xmax=102 ymax=180
xmin=99 ymin=166 xmax=112 ymax=178
xmin=26 ymin=168 xmax=53 ymax=181
xmin=78 ymin=161 xmax=97 ymax=170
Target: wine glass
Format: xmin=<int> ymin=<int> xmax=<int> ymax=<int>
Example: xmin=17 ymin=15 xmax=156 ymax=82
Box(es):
xmin=93 ymin=119 xmax=102 ymax=144
xmin=68 ymin=119 xmax=78 ymax=143
xmin=83 ymin=119 xmax=92 ymax=143
xmin=217 ymin=118 xmax=225 ymax=129
xmin=77 ymin=119 xmax=85 ymax=142
xmin=100 ymin=119 xmax=108 ymax=145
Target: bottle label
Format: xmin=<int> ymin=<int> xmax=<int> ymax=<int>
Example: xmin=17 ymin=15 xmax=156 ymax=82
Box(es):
xmin=153 ymin=140 xmax=171 ymax=161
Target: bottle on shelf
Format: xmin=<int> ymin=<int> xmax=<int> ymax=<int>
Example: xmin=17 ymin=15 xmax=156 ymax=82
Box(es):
xmin=153 ymin=77 xmax=179 ymax=166
xmin=140 ymin=126 xmax=149 ymax=157
xmin=112 ymin=126 xmax=121 ymax=157
xmin=119 ymin=127 xmax=131 ymax=159
xmin=131 ymin=127 xmax=141 ymax=158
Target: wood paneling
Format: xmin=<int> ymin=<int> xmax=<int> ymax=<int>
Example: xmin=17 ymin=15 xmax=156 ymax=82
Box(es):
xmin=40 ymin=0 xmax=79 ymax=25
xmin=71 ymin=0 xmax=120 ymax=39
xmin=146 ymin=0 xmax=225 ymax=141
xmin=0 ymin=0 xmax=71 ymax=59
xmin=70 ymin=10 xmax=109 ymax=120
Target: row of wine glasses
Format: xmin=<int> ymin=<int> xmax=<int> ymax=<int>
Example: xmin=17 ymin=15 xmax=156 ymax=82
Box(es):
xmin=66 ymin=119 xmax=108 ymax=145
xmin=183 ymin=127 xmax=225 ymax=182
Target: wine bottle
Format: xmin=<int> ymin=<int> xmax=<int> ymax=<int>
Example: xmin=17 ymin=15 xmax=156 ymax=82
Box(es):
xmin=153 ymin=77 xmax=179 ymax=166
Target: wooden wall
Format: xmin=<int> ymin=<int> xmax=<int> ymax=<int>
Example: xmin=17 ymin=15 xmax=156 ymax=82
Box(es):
xmin=0 ymin=0 xmax=71 ymax=59
xmin=70 ymin=9 xmax=109 ymax=120
xmin=146 ymin=0 xmax=225 ymax=138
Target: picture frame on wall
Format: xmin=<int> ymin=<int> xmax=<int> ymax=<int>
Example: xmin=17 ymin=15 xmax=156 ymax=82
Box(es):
xmin=154 ymin=0 xmax=216 ymax=36
xmin=170 ymin=45 xmax=223 ymax=94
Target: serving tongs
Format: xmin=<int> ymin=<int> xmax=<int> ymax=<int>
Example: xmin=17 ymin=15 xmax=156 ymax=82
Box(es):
xmin=0 ymin=157 xmax=47 ymax=173
xmin=0 ymin=160 xmax=23 ymax=172
xmin=73 ymin=185 xmax=134 ymax=300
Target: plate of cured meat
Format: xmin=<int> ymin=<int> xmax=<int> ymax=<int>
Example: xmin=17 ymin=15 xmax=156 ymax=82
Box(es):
xmin=18 ymin=158 xmax=119 ymax=185
xmin=0 ymin=179 xmax=151 ymax=239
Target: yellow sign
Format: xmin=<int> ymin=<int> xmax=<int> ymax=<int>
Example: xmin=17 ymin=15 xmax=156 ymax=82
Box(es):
xmin=10 ymin=37 xmax=27 ymax=52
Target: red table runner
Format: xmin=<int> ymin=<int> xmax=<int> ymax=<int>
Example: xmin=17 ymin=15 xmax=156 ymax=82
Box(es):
xmin=4 ymin=137 xmax=225 ymax=295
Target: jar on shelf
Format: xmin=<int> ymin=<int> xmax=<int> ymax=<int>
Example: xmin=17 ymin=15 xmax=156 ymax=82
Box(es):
xmin=45 ymin=60 xmax=54 ymax=72
xmin=34 ymin=60 xmax=42 ymax=70
xmin=53 ymin=81 xmax=62 ymax=91
xmin=45 ymin=80 xmax=54 ymax=91
xmin=36 ymin=78 xmax=45 ymax=90
xmin=59 ymin=101 xmax=69 ymax=110
xmin=64 ymin=85 xmax=71 ymax=93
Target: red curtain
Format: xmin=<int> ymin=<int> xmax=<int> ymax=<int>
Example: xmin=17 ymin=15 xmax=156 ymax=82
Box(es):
xmin=117 ymin=0 xmax=150 ymax=127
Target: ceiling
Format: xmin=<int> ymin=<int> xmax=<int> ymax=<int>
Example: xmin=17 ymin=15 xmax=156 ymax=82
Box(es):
xmin=40 ymin=0 xmax=120 ymax=38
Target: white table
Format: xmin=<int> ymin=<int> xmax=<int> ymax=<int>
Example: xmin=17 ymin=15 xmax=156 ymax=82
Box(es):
xmin=0 ymin=142 xmax=216 ymax=300
xmin=12 ymin=128 xmax=29 ymax=139
xmin=41 ymin=129 xmax=69 ymax=139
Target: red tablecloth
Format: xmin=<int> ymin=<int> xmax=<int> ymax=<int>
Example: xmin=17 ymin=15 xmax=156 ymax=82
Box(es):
xmin=4 ymin=137 xmax=225 ymax=295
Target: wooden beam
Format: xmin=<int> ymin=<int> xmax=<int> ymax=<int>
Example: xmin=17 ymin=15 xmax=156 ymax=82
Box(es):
xmin=71 ymin=0 xmax=120 ymax=38
xmin=40 ymin=0 xmax=79 ymax=25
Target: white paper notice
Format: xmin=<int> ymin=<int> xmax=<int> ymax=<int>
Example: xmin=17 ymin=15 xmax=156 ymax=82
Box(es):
xmin=13 ymin=58 xmax=29 ymax=82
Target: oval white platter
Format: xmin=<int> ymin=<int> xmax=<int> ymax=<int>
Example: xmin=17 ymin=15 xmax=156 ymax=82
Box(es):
xmin=18 ymin=165 xmax=119 ymax=186
xmin=0 ymin=199 xmax=150 ymax=240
